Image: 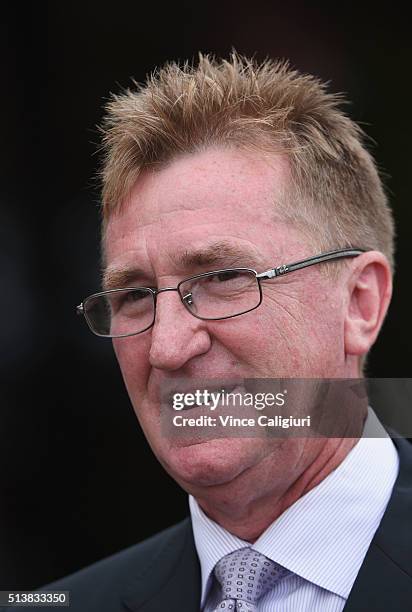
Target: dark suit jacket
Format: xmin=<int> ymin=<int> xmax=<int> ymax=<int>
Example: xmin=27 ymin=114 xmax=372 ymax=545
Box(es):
xmin=4 ymin=437 xmax=412 ymax=611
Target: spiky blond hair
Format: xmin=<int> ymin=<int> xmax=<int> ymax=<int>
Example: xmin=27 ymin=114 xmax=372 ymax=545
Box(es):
xmin=99 ymin=53 xmax=394 ymax=273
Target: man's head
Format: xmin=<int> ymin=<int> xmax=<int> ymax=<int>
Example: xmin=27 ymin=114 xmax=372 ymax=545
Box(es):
xmin=96 ymin=55 xmax=394 ymax=515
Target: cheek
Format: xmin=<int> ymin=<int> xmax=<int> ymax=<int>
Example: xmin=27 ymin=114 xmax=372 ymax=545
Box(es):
xmin=113 ymin=335 xmax=151 ymax=394
xmin=207 ymin=299 xmax=342 ymax=376
xmin=206 ymin=311 xmax=291 ymax=370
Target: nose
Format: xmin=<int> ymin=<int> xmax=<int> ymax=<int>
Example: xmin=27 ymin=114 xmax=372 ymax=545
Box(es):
xmin=148 ymin=288 xmax=211 ymax=371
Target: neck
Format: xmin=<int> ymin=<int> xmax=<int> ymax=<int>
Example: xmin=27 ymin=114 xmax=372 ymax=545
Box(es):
xmin=195 ymin=436 xmax=359 ymax=542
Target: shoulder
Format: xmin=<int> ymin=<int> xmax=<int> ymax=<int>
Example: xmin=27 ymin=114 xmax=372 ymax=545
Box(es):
xmin=374 ymin=436 xmax=412 ymax=562
xmin=50 ymin=518 xmax=191 ymax=587
xmin=3 ymin=519 xmax=193 ymax=612
xmin=345 ymin=437 xmax=412 ymax=610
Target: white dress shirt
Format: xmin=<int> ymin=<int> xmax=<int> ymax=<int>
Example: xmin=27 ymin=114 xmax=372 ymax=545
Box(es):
xmin=189 ymin=408 xmax=399 ymax=611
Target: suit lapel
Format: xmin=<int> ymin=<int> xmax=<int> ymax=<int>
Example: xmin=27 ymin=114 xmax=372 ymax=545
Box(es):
xmin=344 ymin=437 xmax=412 ymax=610
xmin=121 ymin=518 xmax=201 ymax=612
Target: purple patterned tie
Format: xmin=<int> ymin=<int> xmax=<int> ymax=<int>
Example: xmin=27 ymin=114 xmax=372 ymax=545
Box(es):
xmin=213 ymin=547 xmax=289 ymax=611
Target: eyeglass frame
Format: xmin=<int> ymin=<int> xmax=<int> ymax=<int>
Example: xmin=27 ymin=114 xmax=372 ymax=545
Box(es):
xmin=76 ymin=247 xmax=366 ymax=338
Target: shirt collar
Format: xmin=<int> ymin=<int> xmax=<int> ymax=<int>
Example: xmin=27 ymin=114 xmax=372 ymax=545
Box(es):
xmin=189 ymin=408 xmax=399 ymax=603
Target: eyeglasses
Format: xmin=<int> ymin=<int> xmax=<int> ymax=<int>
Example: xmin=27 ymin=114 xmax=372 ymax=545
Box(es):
xmin=76 ymin=247 xmax=365 ymax=338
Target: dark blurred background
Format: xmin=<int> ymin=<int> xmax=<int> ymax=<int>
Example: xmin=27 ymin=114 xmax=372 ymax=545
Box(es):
xmin=1 ymin=1 xmax=411 ymax=590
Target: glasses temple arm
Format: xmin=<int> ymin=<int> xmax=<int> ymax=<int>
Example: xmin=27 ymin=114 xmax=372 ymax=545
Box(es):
xmin=257 ymin=248 xmax=366 ymax=280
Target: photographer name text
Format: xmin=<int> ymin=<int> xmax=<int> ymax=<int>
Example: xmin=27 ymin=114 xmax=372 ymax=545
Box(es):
xmin=172 ymin=415 xmax=311 ymax=428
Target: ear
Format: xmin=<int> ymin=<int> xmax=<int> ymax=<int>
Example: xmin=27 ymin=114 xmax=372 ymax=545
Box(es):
xmin=344 ymin=251 xmax=392 ymax=358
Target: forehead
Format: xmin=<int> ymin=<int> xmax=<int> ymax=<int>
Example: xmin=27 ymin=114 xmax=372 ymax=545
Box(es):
xmin=104 ymin=147 xmax=299 ymax=274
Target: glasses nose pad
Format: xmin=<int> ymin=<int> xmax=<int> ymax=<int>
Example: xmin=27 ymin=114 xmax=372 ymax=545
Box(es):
xmin=182 ymin=292 xmax=194 ymax=306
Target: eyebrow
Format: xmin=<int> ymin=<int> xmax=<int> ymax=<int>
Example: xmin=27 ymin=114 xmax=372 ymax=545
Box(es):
xmin=102 ymin=267 xmax=150 ymax=291
xmin=102 ymin=241 xmax=265 ymax=290
xmin=177 ymin=241 xmax=263 ymax=268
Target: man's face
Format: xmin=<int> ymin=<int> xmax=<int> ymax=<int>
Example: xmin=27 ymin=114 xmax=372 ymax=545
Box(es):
xmin=104 ymin=148 xmax=348 ymax=499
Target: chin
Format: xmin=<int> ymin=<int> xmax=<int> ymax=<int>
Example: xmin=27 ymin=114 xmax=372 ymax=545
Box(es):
xmin=157 ymin=437 xmax=263 ymax=490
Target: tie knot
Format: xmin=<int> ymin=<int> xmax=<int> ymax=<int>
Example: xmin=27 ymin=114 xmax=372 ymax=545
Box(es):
xmin=214 ymin=547 xmax=289 ymax=611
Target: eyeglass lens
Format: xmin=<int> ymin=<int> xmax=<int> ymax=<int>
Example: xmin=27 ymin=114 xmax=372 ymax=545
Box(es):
xmin=178 ymin=270 xmax=260 ymax=319
xmin=84 ymin=288 xmax=155 ymax=337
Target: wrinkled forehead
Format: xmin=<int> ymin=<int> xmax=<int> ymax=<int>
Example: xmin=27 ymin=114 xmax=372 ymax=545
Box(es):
xmin=102 ymin=148 xmax=298 ymax=271
xmin=106 ymin=149 xmax=289 ymax=226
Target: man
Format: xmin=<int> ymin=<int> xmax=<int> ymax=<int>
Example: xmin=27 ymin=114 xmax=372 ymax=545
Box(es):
xmin=17 ymin=54 xmax=412 ymax=610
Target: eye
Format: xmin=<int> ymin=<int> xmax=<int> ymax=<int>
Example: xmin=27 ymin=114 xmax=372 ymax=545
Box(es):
xmin=197 ymin=270 xmax=255 ymax=295
xmin=124 ymin=290 xmax=148 ymax=302
xmin=215 ymin=271 xmax=242 ymax=282
xmin=109 ymin=289 xmax=153 ymax=314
